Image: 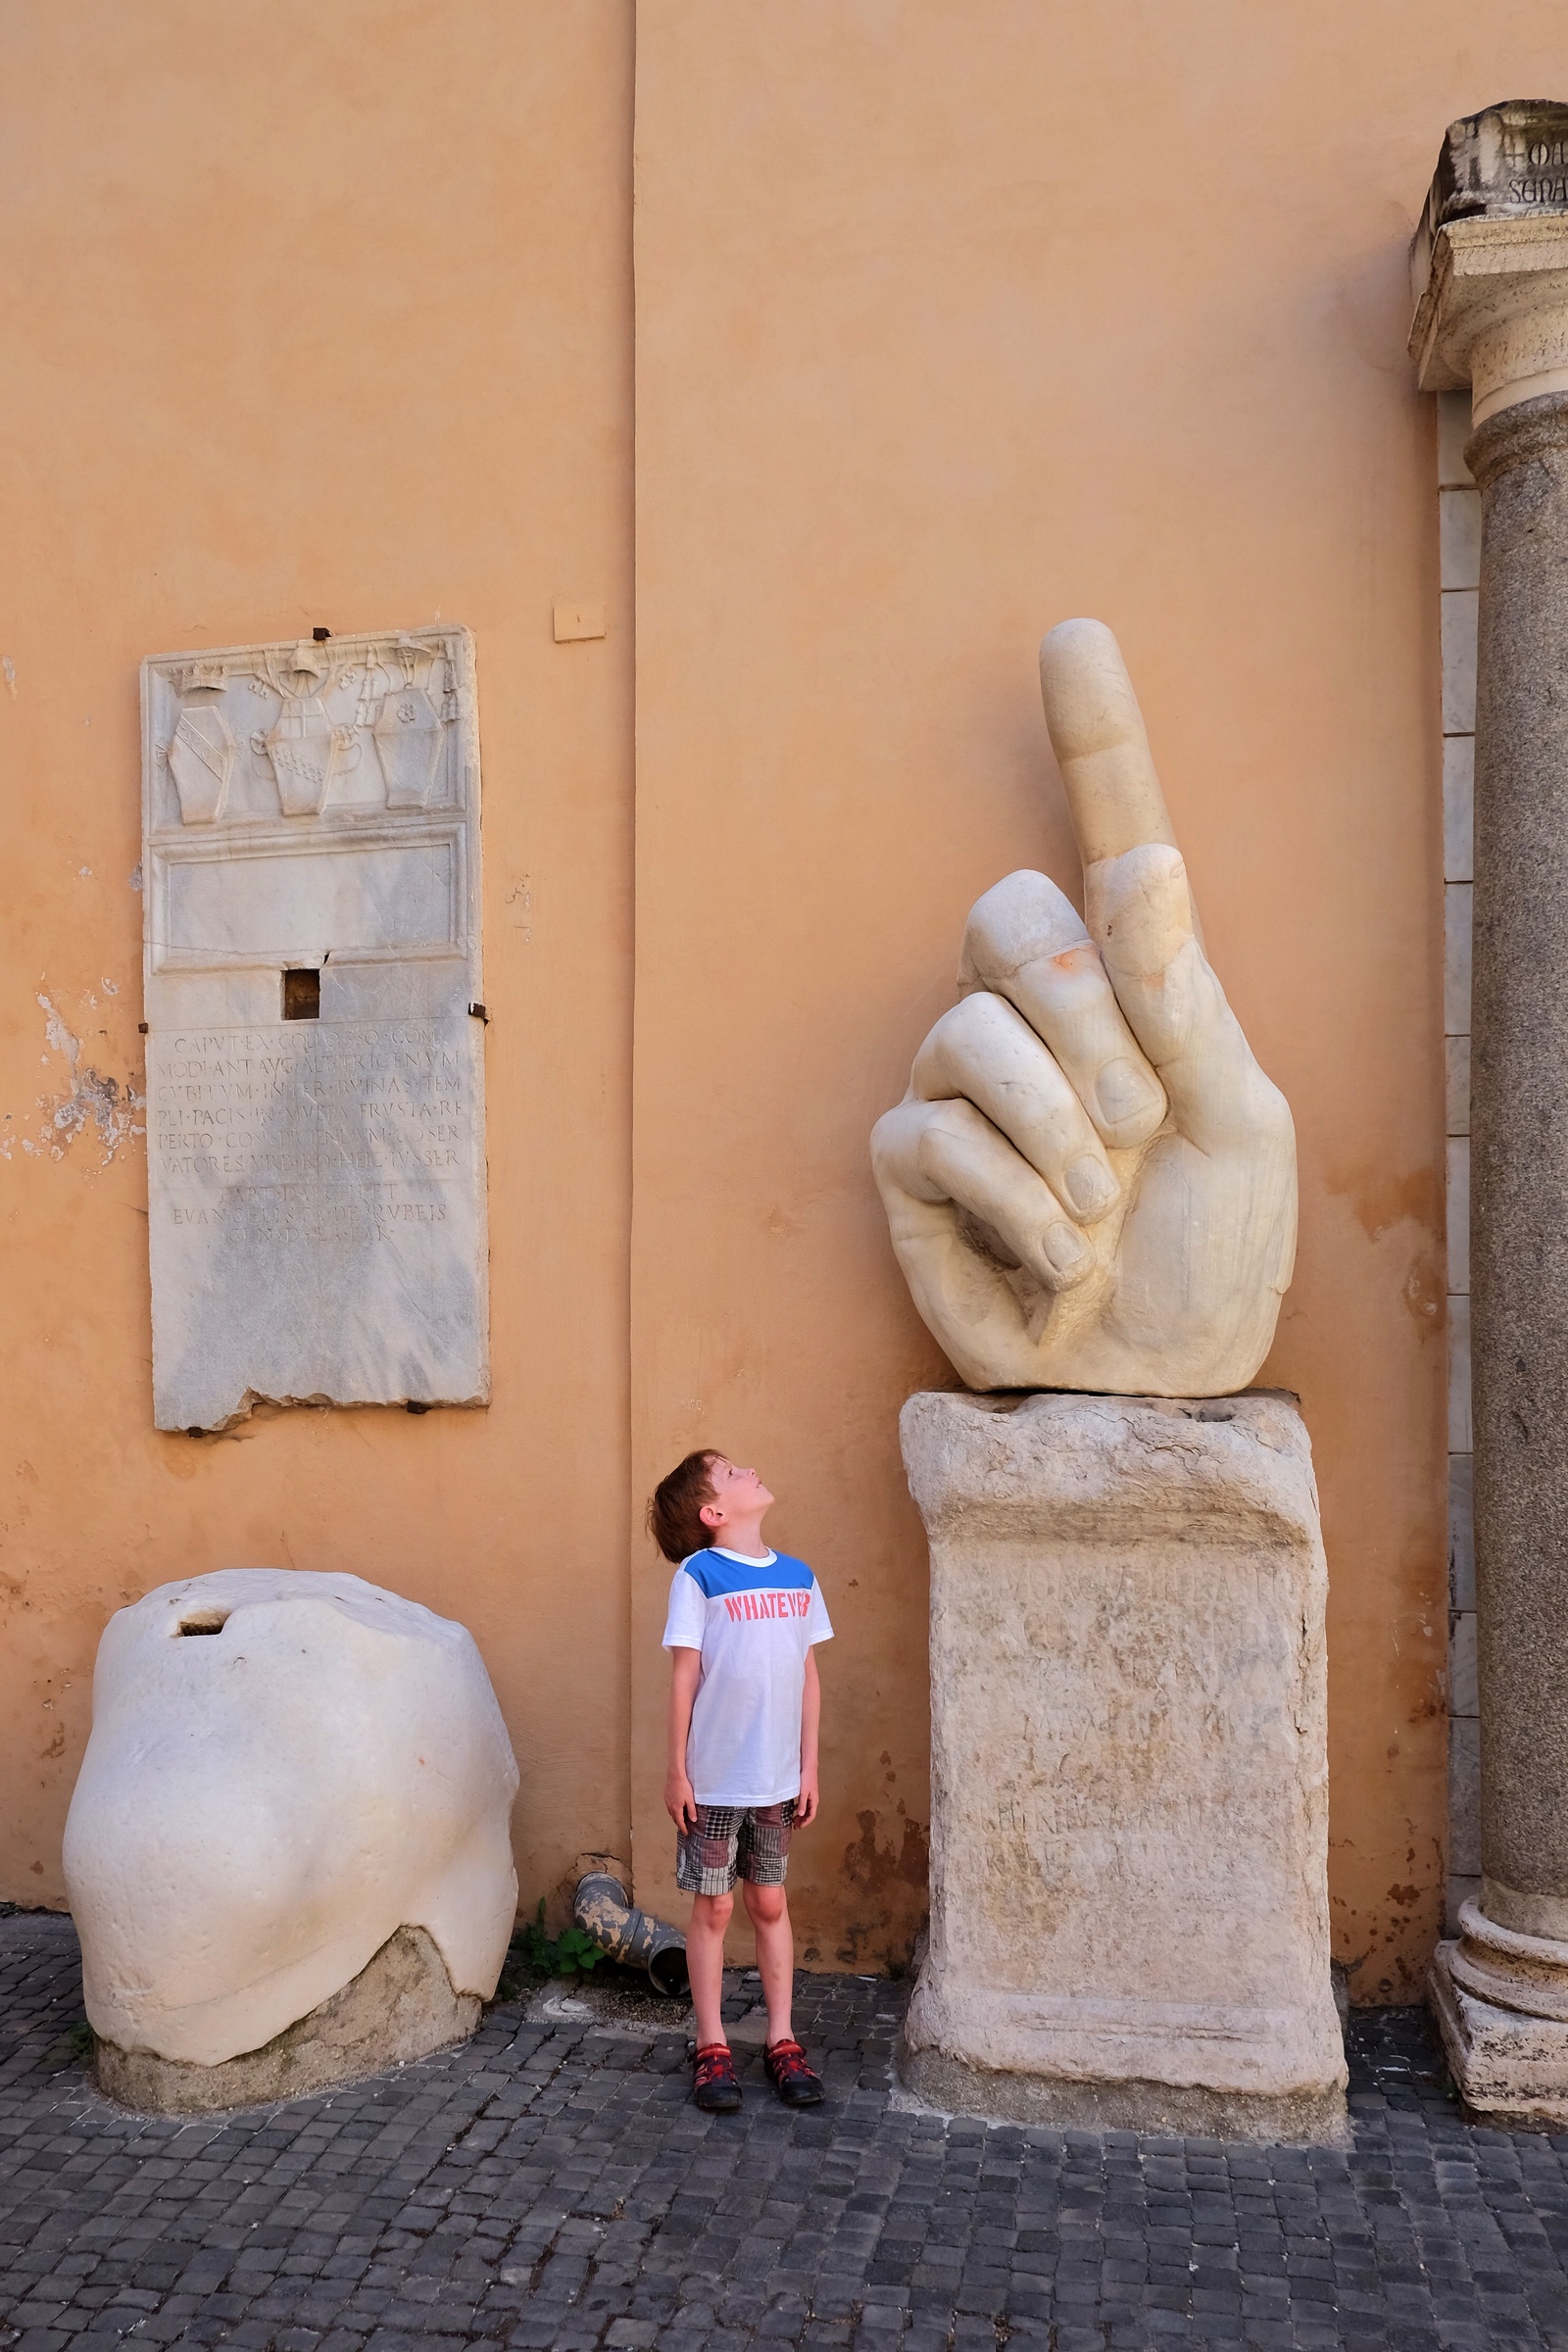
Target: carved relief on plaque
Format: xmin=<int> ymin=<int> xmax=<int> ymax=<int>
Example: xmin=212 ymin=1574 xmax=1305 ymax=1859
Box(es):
xmin=167 ymin=703 xmax=236 ymax=825
xmin=141 ymin=627 xmax=487 ymax=1433
xmin=370 ymin=639 xmax=451 ymax=808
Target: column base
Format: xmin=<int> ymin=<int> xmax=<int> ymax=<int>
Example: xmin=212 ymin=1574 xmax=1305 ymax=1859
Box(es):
xmin=1431 ymin=1944 xmax=1568 ymax=2128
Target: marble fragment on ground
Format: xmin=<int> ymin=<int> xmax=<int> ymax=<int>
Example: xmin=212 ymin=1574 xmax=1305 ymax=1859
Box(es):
xmin=141 ymin=628 xmax=488 ymax=1431
xmin=898 ymin=1389 xmax=1347 ymax=2141
xmin=63 ymin=1569 xmax=518 ymax=2111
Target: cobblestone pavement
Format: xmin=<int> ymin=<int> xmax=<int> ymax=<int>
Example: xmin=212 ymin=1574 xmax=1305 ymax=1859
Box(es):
xmin=5 ymin=1913 xmax=1568 ymax=2352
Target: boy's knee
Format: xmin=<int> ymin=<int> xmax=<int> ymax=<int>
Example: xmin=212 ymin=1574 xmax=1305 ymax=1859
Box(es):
xmin=743 ymin=1880 xmax=787 ymax=1927
xmin=692 ymin=1889 xmax=733 ymax=1931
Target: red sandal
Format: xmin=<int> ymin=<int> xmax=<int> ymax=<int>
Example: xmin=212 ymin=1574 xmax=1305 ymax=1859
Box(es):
xmin=763 ymin=2036 xmax=824 ymax=2107
xmin=691 ymin=2041 xmax=742 ymax=2112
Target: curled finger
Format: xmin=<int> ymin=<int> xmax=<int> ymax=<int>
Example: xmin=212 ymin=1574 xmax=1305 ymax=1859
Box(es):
xmin=960 ymin=870 xmax=1167 ymax=1150
xmin=870 ymin=1096 xmax=1094 ymax=1293
xmin=910 ymin=993 xmax=1116 ymax=1224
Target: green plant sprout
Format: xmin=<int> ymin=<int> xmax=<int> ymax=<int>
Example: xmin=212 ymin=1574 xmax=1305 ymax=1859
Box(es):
xmin=521 ymin=1898 xmax=605 ymax=1980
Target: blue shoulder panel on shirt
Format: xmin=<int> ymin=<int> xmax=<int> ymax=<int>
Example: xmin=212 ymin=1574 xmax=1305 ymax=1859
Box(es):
xmin=681 ymin=1549 xmax=814 ymax=1598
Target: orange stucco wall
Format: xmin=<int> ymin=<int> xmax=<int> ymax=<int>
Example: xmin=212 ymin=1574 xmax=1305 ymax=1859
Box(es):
xmin=627 ymin=1 xmax=1564 ymax=2000
xmin=4 ymin=0 xmax=1559 ymax=1998
xmin=0 ymin=1 xmax=636 ymax=1919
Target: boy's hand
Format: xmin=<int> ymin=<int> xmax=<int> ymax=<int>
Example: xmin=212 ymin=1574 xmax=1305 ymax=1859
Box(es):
xmin=664 ymin=1770 xmax=699 ymax=1832
xmin=795 ymin=1767 xmax=819 ymax=1828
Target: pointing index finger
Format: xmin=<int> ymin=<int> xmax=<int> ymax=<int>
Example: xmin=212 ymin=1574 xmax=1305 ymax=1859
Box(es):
xmin=1039 ymin=618 xmax=1178 ymax=865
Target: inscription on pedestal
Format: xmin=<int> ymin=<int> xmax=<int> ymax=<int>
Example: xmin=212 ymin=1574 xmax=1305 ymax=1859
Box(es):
xmin=141 ymin=629 xmax=487 ymax=1430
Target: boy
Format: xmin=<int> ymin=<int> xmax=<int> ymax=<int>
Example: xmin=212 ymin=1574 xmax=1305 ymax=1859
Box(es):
xmin=650 ymin=1449 xmax=832 ymax=2113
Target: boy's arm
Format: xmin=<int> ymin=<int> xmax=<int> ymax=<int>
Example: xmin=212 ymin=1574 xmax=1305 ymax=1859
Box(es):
xmin=665 ymin=1647 xmax=701 ymax=1830
xmin=797 ymin=1647 xmax=821 ymax=1826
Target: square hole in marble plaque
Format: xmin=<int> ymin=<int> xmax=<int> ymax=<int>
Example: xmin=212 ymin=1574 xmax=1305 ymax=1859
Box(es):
xmin=282 ymin=967 xmax=320 ymax=1020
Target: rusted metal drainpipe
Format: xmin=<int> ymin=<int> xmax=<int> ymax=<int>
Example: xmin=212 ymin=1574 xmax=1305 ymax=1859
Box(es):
xmin=573 ymin=1872 xmax=689 ymax=1997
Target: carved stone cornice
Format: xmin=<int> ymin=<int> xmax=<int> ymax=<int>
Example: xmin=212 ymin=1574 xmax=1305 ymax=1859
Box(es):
xmin=1410 ymin=103 xmax=1568 ymax=422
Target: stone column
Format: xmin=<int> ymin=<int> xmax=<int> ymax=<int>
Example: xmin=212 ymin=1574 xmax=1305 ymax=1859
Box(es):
xmin=1414 ymin=102 xmax=1568 ymax=2123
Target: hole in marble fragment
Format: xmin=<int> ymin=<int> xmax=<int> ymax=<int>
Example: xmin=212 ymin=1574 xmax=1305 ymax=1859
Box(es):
xmin=174 ymin=1608 xmax=230 ymax=1637
xmin=282 ymin=968 xmax=320 ymax=1020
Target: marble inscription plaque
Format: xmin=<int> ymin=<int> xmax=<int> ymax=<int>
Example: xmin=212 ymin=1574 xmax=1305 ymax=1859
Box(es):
xmin=142 ymin=629 xmax=487 ymax=1430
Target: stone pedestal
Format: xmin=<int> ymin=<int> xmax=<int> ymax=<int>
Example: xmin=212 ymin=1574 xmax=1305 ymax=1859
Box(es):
xmin=1413 ymin=103 xmax=1568 ymax=2121
xmin=898 ymin=1390 xmax=1347 ymax=2141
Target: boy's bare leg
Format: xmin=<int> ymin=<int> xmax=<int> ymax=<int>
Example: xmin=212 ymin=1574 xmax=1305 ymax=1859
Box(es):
xmin=743 ymin=1881 xmax=794 ymax=2045
xmin=686 ymin=1891 xmax=731 ymax=2048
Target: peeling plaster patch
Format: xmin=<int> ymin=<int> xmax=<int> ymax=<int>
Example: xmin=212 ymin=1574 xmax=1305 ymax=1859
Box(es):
xmin=21 ymin=994 xmax=145 ymax=1165
xmin=127 ymin=865 xmax=142 ymax=893
xmin=40 ymin=996 xmax=74 ymax=1062
xmin=101 ymin=978 xmax=119 ymax=996
xmin=2 ymin=657 xmax=15 ymax=698
xmin=78 ymin=866 xmax=92 ymax=879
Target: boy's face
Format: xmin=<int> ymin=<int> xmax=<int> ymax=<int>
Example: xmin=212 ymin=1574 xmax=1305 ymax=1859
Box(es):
xmin=700 ymin=1455 xmax=774 ymax=1536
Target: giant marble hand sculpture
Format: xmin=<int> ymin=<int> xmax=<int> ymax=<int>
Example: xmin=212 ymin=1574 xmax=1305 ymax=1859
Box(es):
xmin=872 ymin=620 xmax=1296 ymax=1397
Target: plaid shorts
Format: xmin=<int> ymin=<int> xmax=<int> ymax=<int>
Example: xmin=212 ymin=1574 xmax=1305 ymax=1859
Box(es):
xmin=676 ymin=1800 xmax=796 ymax=1896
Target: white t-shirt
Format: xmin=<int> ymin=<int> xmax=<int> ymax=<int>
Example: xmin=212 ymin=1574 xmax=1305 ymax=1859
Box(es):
xmin=662 ymin=1545 xmax=833 ymax=1806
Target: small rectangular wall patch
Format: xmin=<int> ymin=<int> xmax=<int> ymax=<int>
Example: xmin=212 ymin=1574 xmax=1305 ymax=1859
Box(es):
xmin=553 ymin=601 xmax=606 ymax=642
xmin=140 ymin=628 xmax=489 ymax=1431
